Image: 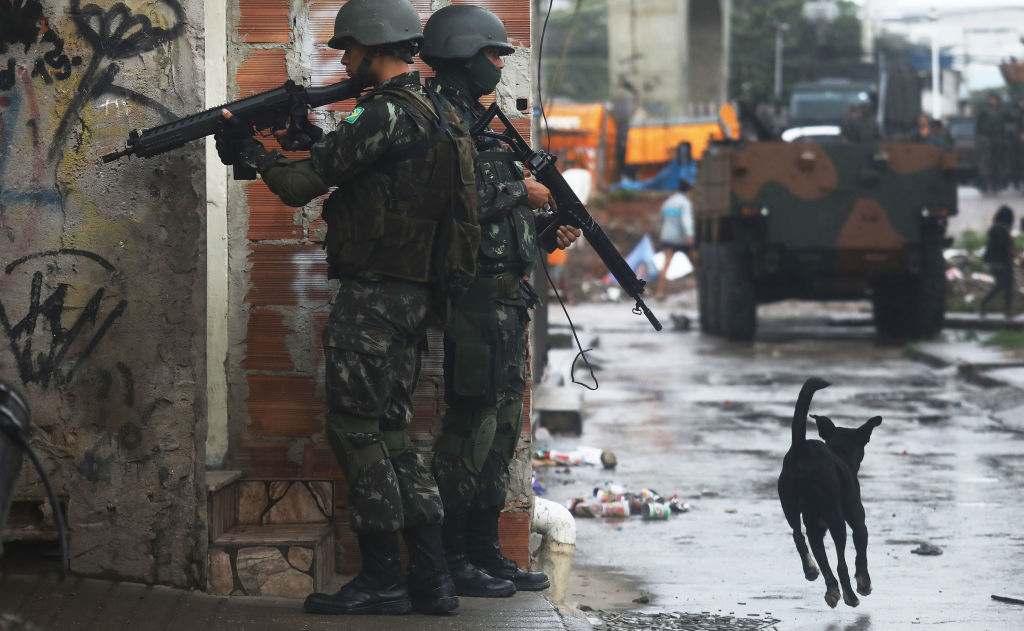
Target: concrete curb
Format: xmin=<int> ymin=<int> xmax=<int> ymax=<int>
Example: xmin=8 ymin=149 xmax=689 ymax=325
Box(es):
xmin=904 ymin=347 xmax=1024 ymax=388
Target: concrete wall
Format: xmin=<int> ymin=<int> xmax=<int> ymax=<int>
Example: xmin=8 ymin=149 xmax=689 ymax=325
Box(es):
xmin=0 ymin=0 xmax=208 ymax=587
xmin=608 ymin=0 xmax=730 ymax=118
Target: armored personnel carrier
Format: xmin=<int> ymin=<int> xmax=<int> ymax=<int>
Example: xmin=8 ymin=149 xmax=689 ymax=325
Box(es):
xmin=695 ymin=140 xmax=957 ymax=340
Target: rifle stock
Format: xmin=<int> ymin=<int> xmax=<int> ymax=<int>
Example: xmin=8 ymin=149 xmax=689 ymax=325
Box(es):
xmin=471 ymin=104 xmax=662 ymax=331
xmin=101 ymin=79 xmax=362 ymax=179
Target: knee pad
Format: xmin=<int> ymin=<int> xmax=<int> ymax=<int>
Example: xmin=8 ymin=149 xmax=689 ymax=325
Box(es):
xmin=490 ymin=401 xmax=524 ymax=466
xmin=324 ymin=413 xmax=389 ymax=483
xmin=434 ymin=406 xmax=497 ymax=474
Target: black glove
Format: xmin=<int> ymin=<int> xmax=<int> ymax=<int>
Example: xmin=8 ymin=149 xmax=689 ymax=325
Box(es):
xmin=214 ymin=114 xmax=261 ymax=165
xmin=277 ymin=120 xmax=324 ymax=151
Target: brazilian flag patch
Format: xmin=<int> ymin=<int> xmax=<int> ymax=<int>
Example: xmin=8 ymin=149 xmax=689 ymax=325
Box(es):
xmin=343 ymin=107 xmax=365 ymax=124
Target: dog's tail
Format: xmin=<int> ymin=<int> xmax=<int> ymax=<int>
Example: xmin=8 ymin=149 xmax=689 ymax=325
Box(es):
xmin=792 ymin=377 xmax=831 ymax=452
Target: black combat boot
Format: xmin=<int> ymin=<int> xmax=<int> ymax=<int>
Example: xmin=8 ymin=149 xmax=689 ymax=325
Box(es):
xmin=442 ymin=513 xmax=516 ymax=598
xmin=402 ymin=524 xmax=459 ymax=614
xmin=303 ymin=532 xmax=411 ymax=615
xmin=467 ymin=508 xmax=550 ymax=591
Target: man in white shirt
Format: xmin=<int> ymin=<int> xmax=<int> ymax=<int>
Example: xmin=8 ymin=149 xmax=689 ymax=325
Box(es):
xmin=655 ymin=179 xmax=694 ymax=299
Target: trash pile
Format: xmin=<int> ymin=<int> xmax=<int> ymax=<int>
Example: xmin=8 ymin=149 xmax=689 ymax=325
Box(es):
xmin=945 ymin=247 xmax=1024 ymax=313
xmin=568 ymin=483 xmax=691 ymax=520
xmin=533 ymin=446 xmax=618 ymax=469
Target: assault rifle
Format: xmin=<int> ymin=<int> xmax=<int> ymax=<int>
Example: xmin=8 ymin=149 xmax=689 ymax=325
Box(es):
xmin=471 ymin=104 xmax=662 ymax=331
xmin=102 ymin=78 xmax=363 ymax=179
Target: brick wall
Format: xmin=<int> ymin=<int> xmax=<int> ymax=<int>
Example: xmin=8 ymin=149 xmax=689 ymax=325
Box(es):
xmin=226 ymin=0 xmax=535 ymax=571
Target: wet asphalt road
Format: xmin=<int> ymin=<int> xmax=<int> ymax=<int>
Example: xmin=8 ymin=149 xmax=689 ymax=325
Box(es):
xmin=537 ymin=297 xmax=1024 ymax=631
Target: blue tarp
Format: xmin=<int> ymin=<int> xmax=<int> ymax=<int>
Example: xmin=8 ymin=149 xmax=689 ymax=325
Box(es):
xmin=616 ymin=158 xmax=697 ymax=192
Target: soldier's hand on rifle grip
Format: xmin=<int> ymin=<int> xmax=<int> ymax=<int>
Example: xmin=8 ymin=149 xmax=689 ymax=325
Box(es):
xmin=273 ymin=116 xmax=325 ymax=151
xmin=215 ymin=109 xmax=260 ymax=165
xmin=555 ymin=225 xmax=581 ymax=249
xmin=524 ymin=178 xmax=556 ymax=210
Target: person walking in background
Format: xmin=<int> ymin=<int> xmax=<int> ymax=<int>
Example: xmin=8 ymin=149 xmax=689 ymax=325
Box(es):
xmin=655 ymin=179 xmax=695 ymax=300
xmin=980 ymin=205 xmax=1016 ymax=319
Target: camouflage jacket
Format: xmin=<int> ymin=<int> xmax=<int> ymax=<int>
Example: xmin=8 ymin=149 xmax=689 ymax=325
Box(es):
xmin=254 ymin=72 xmax=476 ymax=282
xmin=428 ymin=76 xmax=545 ymax=284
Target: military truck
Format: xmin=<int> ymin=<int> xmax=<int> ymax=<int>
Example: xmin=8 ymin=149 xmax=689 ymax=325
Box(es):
xmin=695 ymin=140 xmax=957 ymax=340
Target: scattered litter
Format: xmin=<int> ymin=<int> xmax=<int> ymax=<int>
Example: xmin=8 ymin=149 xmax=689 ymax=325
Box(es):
xmin=632 ymin=594 xmax=651 ymax=604
xmin=700 ymin=489 xmax=721 ymax=498
xmin=532 ymin=471 xmax=546 ymax=496
xmin=534 ymin=446 xmax=617 ymax=469
xmin=587 ymin=610 xmax=781 ymax=631
xmin=669 ymin=313 xmax=691 ymax=331
xmin=991 ymin=594 xmax=1024 ymax=606
xmin=911 ymin=542 xmax=943 ymax=556
xmin=568 ymin=485 xmax=690 ymax=520
xmin=725 ymin=508 xmax=738 ymax=514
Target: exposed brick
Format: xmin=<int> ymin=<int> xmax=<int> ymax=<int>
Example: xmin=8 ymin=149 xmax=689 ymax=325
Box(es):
xmin=245 ymin=244 xmax=332 ymax=306
xmin=246 ymin=375 xmax=325 ymax=436
xmin=246 ymin=182 xmax=302 ymax=241
xmin=236 ymin=49 xmax=288 ymax=96
xmin=238 ymin=0 xmax=292 ymax=43
xmin=498 ymin=511 xmax=530 ymax=569
xmin=234 ymin=440 xmax=300 ymax=477
xmin=241 ymin=309 xmax=296 ymax=371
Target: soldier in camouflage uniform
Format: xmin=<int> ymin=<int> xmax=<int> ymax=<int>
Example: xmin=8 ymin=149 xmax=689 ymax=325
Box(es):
xmin=215 ymin=0 xmax=478 ymax=616
xmin=420 ymin=5 xmax=580 ymax=598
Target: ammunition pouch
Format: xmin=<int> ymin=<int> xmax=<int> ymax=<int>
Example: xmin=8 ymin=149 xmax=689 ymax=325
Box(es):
xmin=324 ymin=413 xmax=390 ymax=483
xmin=382 ymin=430 xmax=412 ymax=459
xmin=443 ymin=277 xmax=508 ymax=406
xmin=491 ymin=401 xmax=524 ymax=466
xmin=435 ymin=407 xmax=498 ymax=474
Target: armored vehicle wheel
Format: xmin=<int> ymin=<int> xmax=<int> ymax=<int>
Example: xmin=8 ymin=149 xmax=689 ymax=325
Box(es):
xmin=872 ymin=247 xmax=946 ymax=340
xmin=719 ymin=243 xmax=756 ymax=341
xmin=697 ymin=244 xmax=714 ymax=333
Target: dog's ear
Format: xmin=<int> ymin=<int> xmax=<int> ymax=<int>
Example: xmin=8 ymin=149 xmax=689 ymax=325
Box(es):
xmin=858 ymin=416 xmax=882 ymax=442
xmin=811 ymin=414 xmax=836 ymax=440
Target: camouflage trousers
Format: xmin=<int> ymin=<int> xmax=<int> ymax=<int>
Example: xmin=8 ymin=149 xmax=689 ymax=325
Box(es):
xmin=322 ymin=277 xmax=444 ymax=535
xmin=434 ymin=293 xmax=530 ymax=515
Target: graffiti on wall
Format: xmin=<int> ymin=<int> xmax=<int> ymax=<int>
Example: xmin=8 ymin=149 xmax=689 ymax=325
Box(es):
xmin=0 ymin=249 xmax=127 ymax=390
xmin=1 ymin=0 xmax=190 ymax=386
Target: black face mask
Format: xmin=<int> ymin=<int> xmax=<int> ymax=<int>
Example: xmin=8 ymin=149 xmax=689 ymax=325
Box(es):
xmin=463 ymin=50 xmax=502 ymax=98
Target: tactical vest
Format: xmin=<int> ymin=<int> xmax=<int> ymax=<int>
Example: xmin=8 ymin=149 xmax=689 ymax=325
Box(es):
xmin=321 ymin=86 xmax=479 ymax=297
xmin=474 ymin=150 xmax=539 ymax=277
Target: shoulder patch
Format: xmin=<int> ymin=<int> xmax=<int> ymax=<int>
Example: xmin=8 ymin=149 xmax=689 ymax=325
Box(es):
xmin=343 ymin=107 xmax=365 ymax=124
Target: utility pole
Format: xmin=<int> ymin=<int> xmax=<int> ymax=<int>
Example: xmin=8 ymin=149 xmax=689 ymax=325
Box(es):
xmin=930 ymin=7 xmax=941 ymax=119
xmin=774 ymin=23 xmax=789 ymax=103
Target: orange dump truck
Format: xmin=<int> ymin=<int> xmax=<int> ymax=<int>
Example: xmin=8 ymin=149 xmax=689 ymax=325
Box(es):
xmin=625 ymin=104 xmax=741 ymax=180
xmin=541 ymin=103 xmax=618 ymax=189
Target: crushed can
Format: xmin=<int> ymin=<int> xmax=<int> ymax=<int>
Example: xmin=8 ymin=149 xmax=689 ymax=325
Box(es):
xmin=641 ymin=501 xmax=671 ymax=520
xmin=571 ymin=500 xmax=598 ymax=518
xmin=601 ymin=500 xmax=629 ymax=518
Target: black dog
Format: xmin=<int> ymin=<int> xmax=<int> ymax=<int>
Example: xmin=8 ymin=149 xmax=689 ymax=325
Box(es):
xmin=778 ymin=378 xmax=882 ymax=608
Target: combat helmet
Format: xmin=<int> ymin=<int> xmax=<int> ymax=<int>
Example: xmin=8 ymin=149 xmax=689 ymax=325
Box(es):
xmin=328 ymin=0 xmax=423 ymax=50
xmin=421 ymin=5 xmax=515 ymax=64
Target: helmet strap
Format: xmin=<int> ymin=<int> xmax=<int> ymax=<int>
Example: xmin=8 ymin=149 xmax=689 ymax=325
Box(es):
xmin=352 ymin=52 xmax=374 ymax=88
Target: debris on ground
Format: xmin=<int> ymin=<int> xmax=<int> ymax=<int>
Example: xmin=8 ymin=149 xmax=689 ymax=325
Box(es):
xmin=587 ymin=610 xmax=781 ymax=631
xmin=991 ymin=594 xmax=1024 ymax=606
xmin=534 ymin=446 xmax=617 ymax=469
xmin=568 ymin=484 xmax=691 ymax=519
xmin=911 ymin=542 xmax=943 ymax=556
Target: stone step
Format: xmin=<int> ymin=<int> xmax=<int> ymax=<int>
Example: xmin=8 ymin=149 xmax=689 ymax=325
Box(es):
xmin=207 ymin=476 xmax=334 ymax=542
xmin=208 ymin=523 xmax=333 ymax=598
